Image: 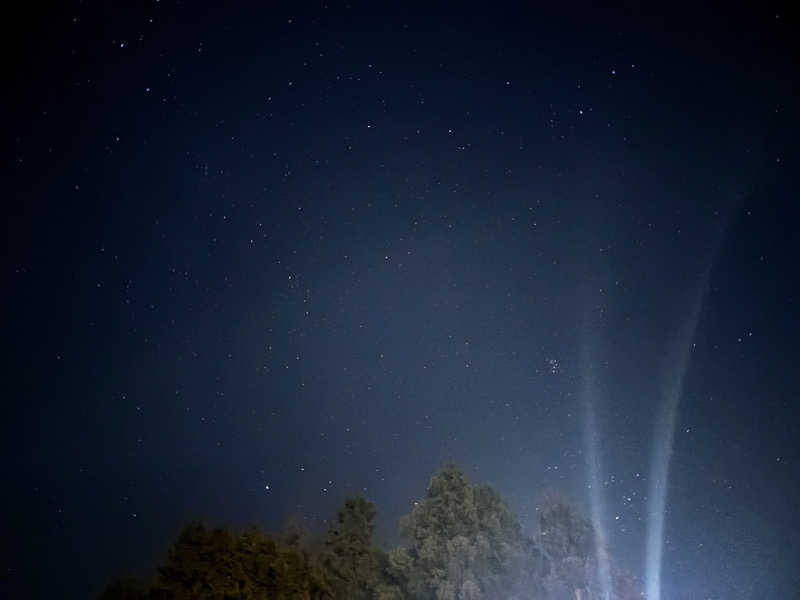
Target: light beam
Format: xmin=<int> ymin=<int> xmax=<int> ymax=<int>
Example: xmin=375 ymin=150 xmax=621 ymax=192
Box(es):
xmin=644 ymin=273 xmax=710 ymax=600
xmin=581 ymin=347 xmax=613 ymax=600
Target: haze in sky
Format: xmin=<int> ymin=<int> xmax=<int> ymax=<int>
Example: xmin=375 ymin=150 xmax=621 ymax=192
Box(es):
xmin=2 ymin=4 xmax=797 ymax=599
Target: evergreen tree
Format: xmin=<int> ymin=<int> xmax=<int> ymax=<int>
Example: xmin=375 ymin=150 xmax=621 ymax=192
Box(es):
xmin=391 ymin=464 xmax=523 ymax=600
xmin=535 ymin=492 xmax=595 ymax=563
xmin=154 ymin=522 xmax=331 ymax=599
xmin=99 ymin=465 xmax=643 ymax=600
xmin=156 ymin=523 xmax=243 ymax=599
xmin=321 ymin=497 xmax=385 ymax=599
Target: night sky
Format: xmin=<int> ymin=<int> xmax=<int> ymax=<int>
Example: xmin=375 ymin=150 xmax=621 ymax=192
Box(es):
xmin=3 ymin=3 xmax=798 ymax=599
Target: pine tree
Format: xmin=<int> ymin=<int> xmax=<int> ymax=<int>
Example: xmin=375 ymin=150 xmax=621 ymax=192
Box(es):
xmin=391 ymin=464 xmax=523 ymax=600
xmin=321 ymin=497 xmax=384 ymax=599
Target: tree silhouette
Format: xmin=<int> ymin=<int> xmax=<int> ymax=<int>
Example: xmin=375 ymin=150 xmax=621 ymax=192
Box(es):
xmin=100 ymin=465 xmax=642 ymax=600
xmin=110 ymin=522 xmax=334 ymax=599
xmin=390 ymin=464 xmax=524 ymax=600
xmin=321 ymin=496 xmax=385 ymax=599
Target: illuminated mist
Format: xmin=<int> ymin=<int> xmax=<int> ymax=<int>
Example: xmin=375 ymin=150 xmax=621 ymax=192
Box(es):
xmin=644 ymin=276 xmax=710 ymax=600
xmin=581 ymin=348 xmax=613 ymax=600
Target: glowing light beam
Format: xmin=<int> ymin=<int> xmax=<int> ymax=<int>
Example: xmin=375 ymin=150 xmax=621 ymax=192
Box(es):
xmin=581 ymin=346 xmax=612 ymax=600
xmin=644 ymin=272 xmax=710 ymax=600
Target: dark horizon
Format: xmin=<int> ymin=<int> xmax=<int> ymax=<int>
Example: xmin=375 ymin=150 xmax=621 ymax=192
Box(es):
xmin=3 ymin=3 xmax=797 ymax=598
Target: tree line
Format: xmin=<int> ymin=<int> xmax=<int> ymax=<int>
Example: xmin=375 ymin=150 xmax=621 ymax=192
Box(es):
xmin=102 ymin=464 xmax=641 ymax=599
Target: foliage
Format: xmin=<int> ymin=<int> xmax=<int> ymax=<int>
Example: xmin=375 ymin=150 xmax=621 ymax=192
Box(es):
xmin=536 ymin=491 xmax=596 ymax=562
xmin=101 ymin=465 xmax=642 ymax=600
xmin=102 ymin=523 xmax=332 ymax=600
xmin=389 ymin=464 xmax=524 ymax=599
xmin=321 ymin=496 xmax=385 ymax=599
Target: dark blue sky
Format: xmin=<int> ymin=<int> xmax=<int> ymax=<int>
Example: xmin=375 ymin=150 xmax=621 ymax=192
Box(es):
xmin=3 ymin=3 xmax=797 ymax=599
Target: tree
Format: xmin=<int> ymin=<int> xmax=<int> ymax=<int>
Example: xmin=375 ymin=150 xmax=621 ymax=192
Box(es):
xmin=234 ymin=527 xmax=331 ymax=599
xmin=528 ymin=491 xmax=645 ymax=600
xmin=321 ymin=496 xmax=385 ymax=599
xmin=156 ymin=523 xmax=243 ymax=599
xmin=535 ymin=491 xmax=595 ymax=563
xmin=154 ymin=522 xmax=331 ymax=599
xmin=390 ymin=464 xmax=523 ymax=600
xmin=99 ymin=464 xmax=643 ymax=600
